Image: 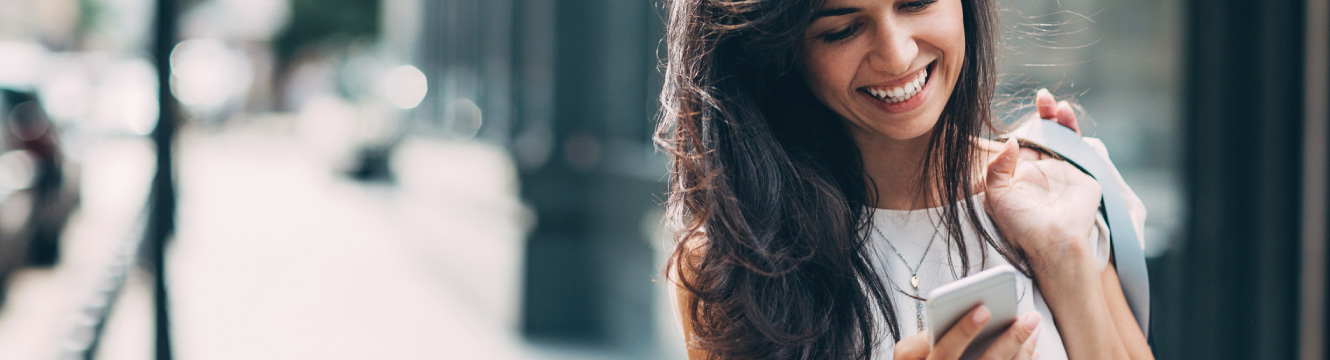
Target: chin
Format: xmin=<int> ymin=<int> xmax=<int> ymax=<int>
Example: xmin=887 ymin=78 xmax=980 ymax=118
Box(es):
xmin=866 ymin=112 xmax=944 ymax=141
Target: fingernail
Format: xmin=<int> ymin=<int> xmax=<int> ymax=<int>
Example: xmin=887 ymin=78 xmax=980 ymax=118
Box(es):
xmin=1037 ymin=88 xmax=1049 ymax=96
xmin=1024 ymin=312 xmax=1041 ymax=331
xmin=1032 ymin=351 xmax=1041 ymax=360
xmin=972 ymin=306 xmax=990 ymax=324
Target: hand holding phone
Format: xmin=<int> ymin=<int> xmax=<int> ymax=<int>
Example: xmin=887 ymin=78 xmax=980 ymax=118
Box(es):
xmin=926 ymin=265 xmax=1022 ymax=359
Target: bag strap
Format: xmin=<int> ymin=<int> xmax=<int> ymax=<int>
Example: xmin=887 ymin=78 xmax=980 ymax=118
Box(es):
xmin=1001 ymin=119 xmax=1151 ymax=337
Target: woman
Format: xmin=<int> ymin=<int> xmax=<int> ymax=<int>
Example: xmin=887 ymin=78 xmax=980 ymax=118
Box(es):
xmin=655 ymin=0 xmax=1153 ymax=359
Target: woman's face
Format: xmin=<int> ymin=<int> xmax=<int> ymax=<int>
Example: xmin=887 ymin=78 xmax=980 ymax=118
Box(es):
xmin=801 ymin=0 xmax=966 ymax=141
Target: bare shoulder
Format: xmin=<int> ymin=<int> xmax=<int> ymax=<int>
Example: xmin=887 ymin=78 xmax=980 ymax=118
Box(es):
xmin=668 ymin=232 xmax=710 ymax=284
xmin=668 ymin=233 xmax=716 ymax=359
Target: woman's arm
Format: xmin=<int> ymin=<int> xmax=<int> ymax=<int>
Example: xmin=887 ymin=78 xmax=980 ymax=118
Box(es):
xmin=1101 ymin=256 xmax=1155 ymax=358
xmin=1020 ymin=90 xmax=1153 ymax=358
xmin=671 ymin=283 xmax=715 ymax=360
xmin=1030 ymin=241 xmax=1132 ymax=360
xmin=668 ymin=240 xmax=716 ymax=360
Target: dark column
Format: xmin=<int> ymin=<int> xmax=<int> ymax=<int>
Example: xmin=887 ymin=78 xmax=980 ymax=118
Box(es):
xmin=146 ymin=0 xmax=179 ymax=359
xmin=517 ymin=0 xmax=666 ymax=350
xmin=1152 ymin=0 xmax=1310 ymax=358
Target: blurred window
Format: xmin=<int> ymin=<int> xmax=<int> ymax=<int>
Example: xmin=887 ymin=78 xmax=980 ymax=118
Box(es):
xmin=998 ymin=0 xmax=1186 ymax=258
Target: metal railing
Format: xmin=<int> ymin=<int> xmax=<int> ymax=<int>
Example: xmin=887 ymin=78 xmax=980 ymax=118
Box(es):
xmin=59 ymin=208 xmax=148 ymax=359
xmin=64 ymin=0 xmax=180 ymax=358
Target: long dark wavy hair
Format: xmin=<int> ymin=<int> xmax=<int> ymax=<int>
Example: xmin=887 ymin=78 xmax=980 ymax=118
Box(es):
xmin=656 ymin=0 xmax=1029 ymax=358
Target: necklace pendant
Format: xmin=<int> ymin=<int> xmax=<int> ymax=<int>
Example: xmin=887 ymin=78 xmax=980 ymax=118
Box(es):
xmin=916 ymin=302 xmax=925 ymax=331
xmin=910 ymin=275 xmax=920 ymax=289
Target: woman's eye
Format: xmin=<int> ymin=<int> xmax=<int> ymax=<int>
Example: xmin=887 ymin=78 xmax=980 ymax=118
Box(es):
xmin=821 ymin=23 xmax=862 ymax=43
xmin=900 ymin=0 xmax=938 ymax=12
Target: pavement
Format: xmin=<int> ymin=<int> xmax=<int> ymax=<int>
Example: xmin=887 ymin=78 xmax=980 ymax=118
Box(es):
xmin=0 ymin=125 xmax=668 ymax=359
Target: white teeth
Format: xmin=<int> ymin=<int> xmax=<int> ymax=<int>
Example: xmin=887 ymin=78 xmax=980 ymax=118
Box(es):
xmin=864 ymin=68 xmax=930 ymax=104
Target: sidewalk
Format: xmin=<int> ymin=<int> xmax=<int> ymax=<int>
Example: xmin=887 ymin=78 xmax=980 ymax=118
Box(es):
xmin=167 ymin=129 xmax=532 ymax=359
xmin=0 ymin=127 xmax=640 ymax=359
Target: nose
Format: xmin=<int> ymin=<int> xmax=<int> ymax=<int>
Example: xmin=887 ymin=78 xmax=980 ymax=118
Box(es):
xmin=865 ymin=20 xmax=919 ymax=76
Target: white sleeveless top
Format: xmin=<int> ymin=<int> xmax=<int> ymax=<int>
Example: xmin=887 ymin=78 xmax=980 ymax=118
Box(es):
xmin=868 ymin=192 xmax=1111 ymax=359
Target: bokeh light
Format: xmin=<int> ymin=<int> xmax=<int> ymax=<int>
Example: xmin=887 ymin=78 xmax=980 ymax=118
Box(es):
xmin=168 ymin=38 xmax=251 ymax=112
xmin=383 ymin=65 xmax=427 ymax=110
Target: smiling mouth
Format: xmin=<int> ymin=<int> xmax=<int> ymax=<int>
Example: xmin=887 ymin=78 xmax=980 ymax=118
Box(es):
xmin=858 ymin=62 xmax=934 ymax=104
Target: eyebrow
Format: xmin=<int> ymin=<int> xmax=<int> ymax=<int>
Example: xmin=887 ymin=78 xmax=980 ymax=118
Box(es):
xmin=812 ymin=7 xmax=861 ymax=20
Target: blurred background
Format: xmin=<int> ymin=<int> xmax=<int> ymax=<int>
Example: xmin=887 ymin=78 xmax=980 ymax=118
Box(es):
xmin=0 ymin=0 xmax=1322 ymax=359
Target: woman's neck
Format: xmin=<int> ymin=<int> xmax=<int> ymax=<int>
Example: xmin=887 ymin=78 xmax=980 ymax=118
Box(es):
xmin=854 ymin=129 xmax=1003 ymax=211
xmin=852 ymin=130 xmax=940 ymax=211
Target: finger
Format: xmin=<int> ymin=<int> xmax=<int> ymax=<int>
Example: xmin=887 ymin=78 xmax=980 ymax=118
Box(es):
xmin=986 ymin=138 xmax=1021 ymax=189
xmin=932 ymin=306 xmax=991 ymax=360
xmin=975 ymin=312 xmax=1040 ymax=360
xmin=1015 ymin=327 xmax=1041 ymax=360
xmin=1035 ymin=88 xmax=1056 ymax=119
xmin=1055 ymin=101 xmax=1081 ymax=134
xmin=894 ymin=332 xmax=931 ymax=360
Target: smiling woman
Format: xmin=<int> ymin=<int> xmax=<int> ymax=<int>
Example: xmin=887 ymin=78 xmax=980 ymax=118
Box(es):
xmin=801 ymin=0 xmax=965 ymax=138
xmin=655 ymin=0 xmax=1153 ymax=359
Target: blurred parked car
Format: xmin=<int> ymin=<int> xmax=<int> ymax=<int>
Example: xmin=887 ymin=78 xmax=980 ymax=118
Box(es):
xmin=0 ymin=89 xmax=81 ymax=308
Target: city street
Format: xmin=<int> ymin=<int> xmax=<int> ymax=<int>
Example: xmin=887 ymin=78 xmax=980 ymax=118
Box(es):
xmin=0 ymin=124 xmax=654 ymax=359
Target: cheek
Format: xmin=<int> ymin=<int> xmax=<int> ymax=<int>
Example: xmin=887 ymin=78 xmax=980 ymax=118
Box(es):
xmin=937 ymin=3 xmax=967 ymax=80
xmin=801 ymin=45 xmax=859 ymax=104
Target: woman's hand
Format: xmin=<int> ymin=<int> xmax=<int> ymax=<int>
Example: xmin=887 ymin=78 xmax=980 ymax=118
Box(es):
xmin=1014 ymin=89 xmax=1082 ymax=161
xmin=983 ymin=89 xmax=1103 ymax=273
xmin=984 ymin=90 xmax=1151 ymax=359
xmin=1027 ymin=88 xmax=1147 ymax=249
xmin=1035 ymin=88 xmax=1080 ymax=135
xmin=984 ymin=138 xmax=1101 ymax=272
xmin=894 ymin=307 xmax=1042 ymax=360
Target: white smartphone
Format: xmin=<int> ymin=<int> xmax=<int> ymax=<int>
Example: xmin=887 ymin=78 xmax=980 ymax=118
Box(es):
xmin=926 ymin=264 xmax=1020 ymax=359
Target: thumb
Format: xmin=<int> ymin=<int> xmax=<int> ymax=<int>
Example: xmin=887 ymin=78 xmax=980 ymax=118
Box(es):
xmin=987 ymin=138 xmax=1021 ymax=189
xmin=893 ymin=332 xmax=931 ymax=359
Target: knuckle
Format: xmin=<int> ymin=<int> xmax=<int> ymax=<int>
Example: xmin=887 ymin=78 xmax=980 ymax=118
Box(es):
xmin=930 ymin=340 xmax=962 ymax=359
xmin=1012 ymin=323 xmax=1032 ymax=341
xmin=963 ymin=318 xmax=987 ymax=336
xmin=1020 ymin=340 xmax=1038 ymax=357
xmin=949 ymin=326 xmax=976 ymax=342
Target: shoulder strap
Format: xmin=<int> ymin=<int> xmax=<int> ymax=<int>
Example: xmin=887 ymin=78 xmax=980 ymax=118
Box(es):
xmin=1001 ymin=119 xmax=1151 ymax=337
